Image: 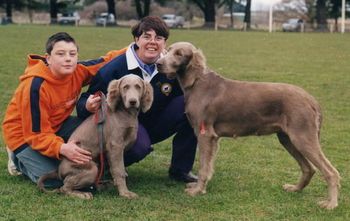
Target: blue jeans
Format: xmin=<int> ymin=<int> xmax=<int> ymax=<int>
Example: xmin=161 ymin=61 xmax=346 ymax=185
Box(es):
xmin=13 ymin=116 xmax=83 ymax=188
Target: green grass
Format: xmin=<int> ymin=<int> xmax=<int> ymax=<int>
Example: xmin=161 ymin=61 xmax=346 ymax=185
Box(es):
xmin=1 ymin=25 xmax=350 ymax=220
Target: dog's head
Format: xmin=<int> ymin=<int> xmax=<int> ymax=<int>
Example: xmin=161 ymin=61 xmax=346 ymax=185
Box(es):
xmin=107 ymin=74 xmax=153 ymax=113
xmin=156 ymin=42 xmax=206 ymax=79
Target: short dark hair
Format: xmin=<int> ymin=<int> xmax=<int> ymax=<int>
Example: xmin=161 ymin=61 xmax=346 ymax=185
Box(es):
xmin=45 ymin=32 xmax=77 ymax=54
xmin=131 ymin=16 xmax=169 ymax=40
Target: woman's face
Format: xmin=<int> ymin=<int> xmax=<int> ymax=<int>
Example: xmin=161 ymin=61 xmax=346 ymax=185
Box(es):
xmin=135 ymin=29 xmax=166 ymax=64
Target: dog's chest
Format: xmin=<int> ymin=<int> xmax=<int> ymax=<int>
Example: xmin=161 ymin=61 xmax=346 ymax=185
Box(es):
xmin=122 ymin=126 xmax=137 ymax=142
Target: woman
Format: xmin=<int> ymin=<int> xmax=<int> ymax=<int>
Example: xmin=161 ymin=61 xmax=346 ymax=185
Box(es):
xmin=77 ymin=16 xmax=198 ymax=182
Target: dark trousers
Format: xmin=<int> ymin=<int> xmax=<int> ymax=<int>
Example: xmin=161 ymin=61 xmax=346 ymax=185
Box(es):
xmin=124 ymin=96 xmax=197 ymax=173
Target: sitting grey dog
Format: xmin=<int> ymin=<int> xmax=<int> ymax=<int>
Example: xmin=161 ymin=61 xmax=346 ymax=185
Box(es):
xmin=38 ymin=75 xmax=153 ymax=199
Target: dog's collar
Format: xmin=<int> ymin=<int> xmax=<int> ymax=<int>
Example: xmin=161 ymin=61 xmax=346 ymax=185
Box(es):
xmin=200 ymin=121 xmax=206 ymax=135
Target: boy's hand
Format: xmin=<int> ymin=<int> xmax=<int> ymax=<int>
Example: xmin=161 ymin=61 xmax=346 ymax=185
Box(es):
xmin=60 ymin=141 xmax=92 ymax=164
xmin=86 ymin=94 xmax=101 ymax=113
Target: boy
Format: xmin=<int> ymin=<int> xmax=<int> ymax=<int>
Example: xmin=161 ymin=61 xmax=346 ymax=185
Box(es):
xmin=2 ymin=32 xmax=125 ymax=187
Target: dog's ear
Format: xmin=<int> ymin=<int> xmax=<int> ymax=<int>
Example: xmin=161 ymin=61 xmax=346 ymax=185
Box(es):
xmin=191 ymin=48 xmax=206 ymax=69
xmin=177 ymin=48 xmax=193 ymax=66
xmin=106 ymin=79 xmax=121 ymax=111
xmin=141 ymin=80 xmax=153 ymax=113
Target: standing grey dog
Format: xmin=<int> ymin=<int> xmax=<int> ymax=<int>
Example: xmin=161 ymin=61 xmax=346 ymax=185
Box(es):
xmin=156 ymin=42 xmax=340 ymax=209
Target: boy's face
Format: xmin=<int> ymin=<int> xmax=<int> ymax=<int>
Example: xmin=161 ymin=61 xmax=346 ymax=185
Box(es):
xmin=46 ymin=41 xmax=78 ymax=78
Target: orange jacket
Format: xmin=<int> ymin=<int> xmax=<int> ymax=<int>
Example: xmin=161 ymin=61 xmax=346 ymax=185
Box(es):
xmin=2 ymin=48 xmax=126 ymax=159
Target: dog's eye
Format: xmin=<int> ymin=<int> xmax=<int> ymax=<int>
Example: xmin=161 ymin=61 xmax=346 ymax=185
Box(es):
xmin=123 ymin=85 xmax=130 ymax=91
xmin=135 ymin=84 xmax=141 ymax=90
xmin=175 ymin=49 xmax=183 ymax=57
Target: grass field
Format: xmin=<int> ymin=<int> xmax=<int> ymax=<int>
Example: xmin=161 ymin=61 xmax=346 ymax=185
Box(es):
xmin=0 ymin=25 xmax=349 ymax=220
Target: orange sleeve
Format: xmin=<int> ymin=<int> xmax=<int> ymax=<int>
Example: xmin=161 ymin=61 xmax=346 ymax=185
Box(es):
xmin=18 ymin=80 xmax=64 ymax=159
xmin=101 ymin=48 xmax=128 ymax=61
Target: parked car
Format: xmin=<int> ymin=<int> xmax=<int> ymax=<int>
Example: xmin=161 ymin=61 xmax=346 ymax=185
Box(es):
xmin=161 ymin=14 xmax=185 ymax=28
xmin=282 ymin=18 xmax=304 ymax=32
xmin=58 ymin=12 xmax=80 ymax=25
xmin=96 ymin=13 xmax=116 ymax=26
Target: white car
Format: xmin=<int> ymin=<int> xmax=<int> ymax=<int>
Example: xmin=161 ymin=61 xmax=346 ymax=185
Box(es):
xmin=96 ymin=13 xmax=116 ymax=26
xmin=282 ymin=19 xmax=303 ymax=32
xmin=58 ymin=12 xmax=80 ymax=25
xmin=161 ymin=14 xmax=185 ymax=28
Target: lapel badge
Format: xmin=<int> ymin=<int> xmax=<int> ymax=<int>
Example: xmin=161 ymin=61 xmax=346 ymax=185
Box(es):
xmin=161 ymin=83 xmax=172 ymax=96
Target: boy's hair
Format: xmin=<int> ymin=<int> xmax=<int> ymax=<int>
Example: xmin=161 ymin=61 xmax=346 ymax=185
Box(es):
xmin=45 ymin=32 xmax=77 ymax=54
xmin=131 ymin=16 xmax=169 ymax=40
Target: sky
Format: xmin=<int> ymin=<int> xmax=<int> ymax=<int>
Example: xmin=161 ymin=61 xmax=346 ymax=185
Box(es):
xmin=252 ymin=0 xmax=282 ymax=10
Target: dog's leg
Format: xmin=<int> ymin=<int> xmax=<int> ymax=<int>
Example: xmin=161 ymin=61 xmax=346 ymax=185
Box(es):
xmin=107 ymin=142 xmax=138 ymax=199
xmin=185 ymin=130 xmax=219 ymax=196
xmin=289 ymin=132 xmax=340 ymax=210
xmin=277 ymin=132 xmax=316 ymax=192
xmin=60 ymin=168 xmax=97 ymax=200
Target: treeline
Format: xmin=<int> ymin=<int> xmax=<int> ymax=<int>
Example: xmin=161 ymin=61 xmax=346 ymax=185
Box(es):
xmin=0 ymin=0 xmax=349 ymax=30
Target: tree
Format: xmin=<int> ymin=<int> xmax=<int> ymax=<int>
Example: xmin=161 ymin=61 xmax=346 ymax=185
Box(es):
xmin=191 ymin=0 xmax=216 ymax=28
xmin=316 ymin=0 xmax=328 ymax=30
xmin=243 ymin=0 xmax=251 ymax=29
xmin=134 ymin=0 xmax=151 ymax=19
xmin=330 ymin=0 xmax=341 ymax=31
xmin=5 ymin=0 xmax=12 ymax=22
xmin=226 ymin=0 xmax=235 ymax=28
xmin=218 ymin=0 xmax=245 ymax=29
xmin=50 ymin=0 xmax=58 ymax=23
xmin=48 ymin=0 xmax=81 ymax=24
xmin=26 ymin=0 xmax=48 ymax=23
xmin=0 ymin=0 xmax=24 ymax=23
xmin=329 ymin=0 xmax=350 ymax=31
xmin=106 ymin=0 xmax=117 ymax=24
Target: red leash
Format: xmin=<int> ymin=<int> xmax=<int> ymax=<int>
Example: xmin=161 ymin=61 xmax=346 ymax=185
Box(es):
xmin=93 ymin=91 xmax=107 ymax=186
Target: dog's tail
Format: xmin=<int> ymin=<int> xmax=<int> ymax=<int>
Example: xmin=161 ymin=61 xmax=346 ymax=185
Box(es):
xmin=316 ymin=109 xmax=322 ymax=141
xmin=37 ymin=170 xmax=60 ymax=193
xmin=312 ymin=100 xmax=322 ymax=141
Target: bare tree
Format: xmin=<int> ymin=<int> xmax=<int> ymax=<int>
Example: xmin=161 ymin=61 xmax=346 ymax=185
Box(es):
xmin=316 ymin=0 xmax=328 ymax=30
xmin=0 ymin=0 xmax=25 ymax=23
xmin=106 ymin=0 xmax=117 ymax=24
xmin=134 ymin=0 xmax=150 ymax=19
xmin=49 ymin=0 xmax=58 ymax=23
xmin=244 ymin=0 xmax=251 ymax=29
xmin=5 ymin=0 xmax=12 ymax=22
xmin=218 ymin=0 xmax=235 ymax=29
xmin=191 ymin=0 xmax=216 ymax=28
xmin=329 ymin=0 xmax=350 ymax=31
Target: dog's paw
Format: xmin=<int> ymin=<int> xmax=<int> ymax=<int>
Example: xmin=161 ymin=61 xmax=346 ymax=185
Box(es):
xmin=186 ymin=182 xmax=197 ymax=189
xmin=185 ymin=186 xmax=206 ymax=196
xmin=120 ymin=191 xmax=138 ymax=199
xmin=283 ymin=184 xmax=301 ymax=192
xmin=318 ymin=199 xmax=338 ymax=210
xmin=68 ymin=191 xmax=93 ymax=200
xmin=81 ymin=192 xmax=94 ymax=200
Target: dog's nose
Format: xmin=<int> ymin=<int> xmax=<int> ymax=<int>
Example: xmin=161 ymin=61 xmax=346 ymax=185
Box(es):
xmin=129 ymin=99 xmax=137 ymax=106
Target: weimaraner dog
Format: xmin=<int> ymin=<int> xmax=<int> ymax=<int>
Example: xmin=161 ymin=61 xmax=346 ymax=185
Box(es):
xmin=38 ymin=74 xmax=153 ymax=199
xmin=156 ymin=42 xmax=340 ymax=209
